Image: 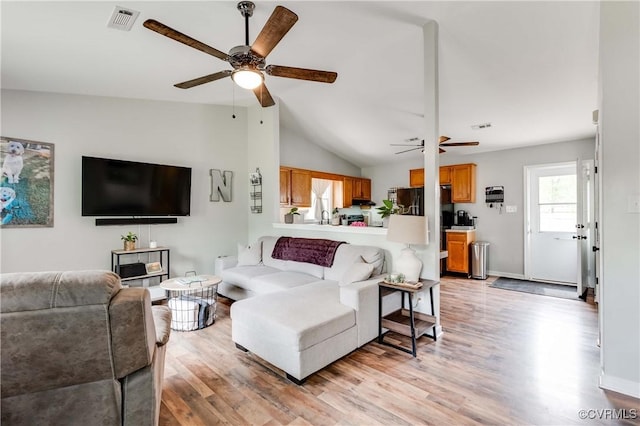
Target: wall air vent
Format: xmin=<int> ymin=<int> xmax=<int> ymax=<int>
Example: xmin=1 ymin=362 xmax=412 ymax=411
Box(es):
xmin=107 ymin=6 xmax=140 ymax=31
xmin=471 ymin=122 xmax=492 ymax=130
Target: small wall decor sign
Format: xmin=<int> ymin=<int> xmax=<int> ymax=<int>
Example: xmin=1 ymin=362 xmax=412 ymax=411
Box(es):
xmin=1 ymin=137 xmax=54 ymax=227
xmin=210 ymin=169 xmax=233 ymax=202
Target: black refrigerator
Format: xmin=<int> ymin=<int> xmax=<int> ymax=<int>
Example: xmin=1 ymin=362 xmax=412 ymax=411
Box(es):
xmin=440 ymin=185 xmax=454 ymax=248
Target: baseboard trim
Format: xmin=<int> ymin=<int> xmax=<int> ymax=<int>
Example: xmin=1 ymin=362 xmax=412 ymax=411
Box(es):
xmin=600 ymin=373 xmax=640 ymax=398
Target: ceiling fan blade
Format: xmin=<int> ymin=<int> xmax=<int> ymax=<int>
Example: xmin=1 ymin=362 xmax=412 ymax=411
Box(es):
xmin=439 ymin=136 xmax=451 ymax=143
xmin=395 ymin=147 xmax=423 ymax=155
xmin=251 ymin=6 xmax=298 ymax=58
xmin=439 ymin=147 xmax=446 ymax=154
xmin=174 ymin=70 xmax=232 ymax=89
xmin=390 ymin=143 xmax=422 ymax=147
xmin=143 ymin=19 xmax=229 ymax=62
xmin=266 ymin=65 xmax=337 ymax=83
xmin=439 ymin=141 xmax=480 ymax=147
xmin=253 ymin=83 xmax=276 ymax=107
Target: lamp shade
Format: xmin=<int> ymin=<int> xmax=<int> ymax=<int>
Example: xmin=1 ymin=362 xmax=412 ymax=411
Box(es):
xmin=386 ymin=215 xmax=428 ymax=245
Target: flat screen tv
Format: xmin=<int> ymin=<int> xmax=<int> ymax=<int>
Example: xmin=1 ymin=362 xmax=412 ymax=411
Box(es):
xmin=82 ymin=156 xmax=192 ymax=216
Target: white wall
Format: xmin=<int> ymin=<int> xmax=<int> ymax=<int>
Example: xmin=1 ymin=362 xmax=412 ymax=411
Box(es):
xmin=280 ymin=126 xmax=361 ymax=176
xmin=248 ymin=103 xmax=280 ymax=243
xmin=598 ymin=1 xmax=640 ymax=398
xmin=0 ymin=89 xmax=250 ymax=276
xmin=442 ymin=138 xmax=595 ymax=277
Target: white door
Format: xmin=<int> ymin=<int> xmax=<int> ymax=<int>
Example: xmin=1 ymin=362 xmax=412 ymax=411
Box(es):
xmin=525 ymin=162 xmax=579 ymax=284
xmin=578 ymin=160 xmax=596 ymax=298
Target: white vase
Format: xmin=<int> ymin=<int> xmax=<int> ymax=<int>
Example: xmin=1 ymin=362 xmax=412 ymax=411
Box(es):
xmin=383 ymin=217 xmax=390 ymax=228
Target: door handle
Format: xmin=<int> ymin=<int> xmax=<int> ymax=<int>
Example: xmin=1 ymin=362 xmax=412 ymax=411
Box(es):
xmin=592 ymin=246 xmax=600 ymax=252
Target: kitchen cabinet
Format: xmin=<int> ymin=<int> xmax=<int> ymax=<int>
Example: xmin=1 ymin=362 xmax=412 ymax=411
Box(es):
xmin=280 ymin=167 xmax=311 ymax=207
xmin=451 ymin=163 xmax=476 ymax=203
xmin=279 ymin=168 xmax=291 ymax=204
xmin=410 ymin=164 xmax=476 ymax=202
xmin=409 ymin=169 xmax=424 ymax=187
xmin=352 ymin=178 xmax=371 ymax=200
xmin=439 ymin=166 xmax=451 ymax=185
xmin=446 ymin=230 xmax=475 ymax=275
xmin=343 ymin=177 xmax=354 ymax=207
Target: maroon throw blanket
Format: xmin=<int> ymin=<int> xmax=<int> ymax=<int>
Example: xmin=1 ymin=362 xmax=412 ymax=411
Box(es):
xmin=271 ymin=237 xmax=346 ymax=267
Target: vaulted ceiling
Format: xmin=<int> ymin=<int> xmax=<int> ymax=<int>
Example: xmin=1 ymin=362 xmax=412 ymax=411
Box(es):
xmin=1 ymin=1 xmax=599 ymax=167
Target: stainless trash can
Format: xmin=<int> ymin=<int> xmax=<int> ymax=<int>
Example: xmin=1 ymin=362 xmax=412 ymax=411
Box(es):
xmin=471 ymin=241 xmax=490 ymax=279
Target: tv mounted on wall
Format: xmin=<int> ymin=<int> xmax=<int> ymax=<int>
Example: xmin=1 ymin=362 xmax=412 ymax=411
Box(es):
xmin=82 ymin=156 xmax=192 ymax=217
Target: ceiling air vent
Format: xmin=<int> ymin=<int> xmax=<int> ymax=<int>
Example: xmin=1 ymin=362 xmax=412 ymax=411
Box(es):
xmin=471 ymin=122 xmax=492 ymax=130
xmin=107 ymin=6 xmax=140 ymax=31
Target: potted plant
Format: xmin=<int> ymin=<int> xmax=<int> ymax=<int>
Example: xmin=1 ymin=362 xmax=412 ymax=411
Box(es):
xmin=121 ymin=231 xmax=138 ymax=251
xmin=376 ymin=199 xmax=398 ymax=228
xmin=284 ymin=207 xmax=300 ymax=224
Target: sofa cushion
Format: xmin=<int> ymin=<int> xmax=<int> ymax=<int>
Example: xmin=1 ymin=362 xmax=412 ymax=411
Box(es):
xmin=339 ymin=262 xmax=374 ymax=287
xmin=249 ymin=271 xmax=322 ymax=294
xmin=260 ymin=236 xmax=288 ymax=270
xmin=231 ymin=281 xmax=355 ymax=351
xmin=324 ymin=244 xmax=384 ymax=281
xmin=283 ymin=260 xmax=325 ymax=279
xmin=237 ymin=241 xmax=262 ymax=266
xmin=1 ymin=271 xmax=121 ymax=313
xmin=221 ymin=265 xmax=280 ymax=288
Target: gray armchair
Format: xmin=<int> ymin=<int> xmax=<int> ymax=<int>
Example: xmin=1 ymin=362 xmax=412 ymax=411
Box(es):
xmin=1 ymin=270 xmax=171 ymax=425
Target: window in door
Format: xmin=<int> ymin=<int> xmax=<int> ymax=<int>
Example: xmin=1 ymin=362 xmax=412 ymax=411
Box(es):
xmin=538 ymin=174 xmax=577 ymax=233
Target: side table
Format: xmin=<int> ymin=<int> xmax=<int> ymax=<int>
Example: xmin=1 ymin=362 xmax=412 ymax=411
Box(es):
xmin=378 ymin=280 xmax=438 ymax=357
xmin=161 ymin=275 xmax=221 ymax=332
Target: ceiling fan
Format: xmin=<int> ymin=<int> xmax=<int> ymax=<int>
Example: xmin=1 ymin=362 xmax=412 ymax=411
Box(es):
xmin=143 ymin=1 xmax=338 ymax=107
xmin=392 ymin=136 xmax=479 ymax=154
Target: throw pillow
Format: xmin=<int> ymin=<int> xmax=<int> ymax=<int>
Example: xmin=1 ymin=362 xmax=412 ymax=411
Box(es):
xmin=339 ymin=262 xmax=374 ymax=287
xmin=237 ymin=241 xmax=262 ymax=266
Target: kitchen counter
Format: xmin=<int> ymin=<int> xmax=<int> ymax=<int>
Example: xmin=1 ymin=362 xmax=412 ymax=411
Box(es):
xmin=273 ymin=223 xmax=387 ymax=235
xmin=445 ymin=229 xmax=476 ymax=233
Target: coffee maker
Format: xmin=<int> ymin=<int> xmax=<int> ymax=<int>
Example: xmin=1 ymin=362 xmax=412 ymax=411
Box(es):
xmin=456 ymin=210 xmax=471 ymax=226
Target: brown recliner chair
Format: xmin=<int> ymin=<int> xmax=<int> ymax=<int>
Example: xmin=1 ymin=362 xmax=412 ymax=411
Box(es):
xmin=0 ymin=270 xmax=171 ymax=425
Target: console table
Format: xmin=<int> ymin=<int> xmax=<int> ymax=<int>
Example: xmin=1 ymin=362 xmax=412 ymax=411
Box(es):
xmin=378 ymin=280 xmax=438 ymax=357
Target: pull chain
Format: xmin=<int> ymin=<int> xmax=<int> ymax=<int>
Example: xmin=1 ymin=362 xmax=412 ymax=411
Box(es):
xmin=232 ymin=83 xmax=236 ymax=119
xmin=260 ymin=85 xmax=264 ymax=124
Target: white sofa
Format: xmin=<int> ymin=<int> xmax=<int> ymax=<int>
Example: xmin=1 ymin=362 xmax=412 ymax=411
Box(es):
xmin=214 ymin=236 xmax=391 ymax=384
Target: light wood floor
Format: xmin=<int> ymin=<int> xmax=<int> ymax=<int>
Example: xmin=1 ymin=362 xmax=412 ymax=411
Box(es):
xmin=159 ymin=276 xmax=640 ymax=425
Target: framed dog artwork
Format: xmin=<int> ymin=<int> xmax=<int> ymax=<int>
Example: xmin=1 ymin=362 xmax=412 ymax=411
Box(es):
xmin=1 ymin=137 xmax=55 ymax=228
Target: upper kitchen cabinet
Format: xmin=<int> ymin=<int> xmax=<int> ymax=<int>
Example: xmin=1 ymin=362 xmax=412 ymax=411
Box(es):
xmin=343 ymin=176 xmax=354 ymax=207
xmin=411 ymin=163 xmax=477 ymax=202
xmin=409 ymin=169 xmax=424 ymax=187
xmin=439 ymin=166 xmax=452 ymax=185
xmin=280 ymin=167 xmax=312 ymax=207
xmin=352 ymin=178 xmax=371 ymax=200
xmin=450 ymin=163 xmax=476 ymax=203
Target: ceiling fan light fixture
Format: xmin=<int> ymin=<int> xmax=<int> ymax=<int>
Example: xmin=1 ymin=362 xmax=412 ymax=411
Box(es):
xmin=232 ymin=68 xmax=263 ymax=90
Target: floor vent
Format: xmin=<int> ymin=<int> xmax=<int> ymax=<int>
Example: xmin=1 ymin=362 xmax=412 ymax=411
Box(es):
xmin=107 ymin=6 xmax=140 ymax=31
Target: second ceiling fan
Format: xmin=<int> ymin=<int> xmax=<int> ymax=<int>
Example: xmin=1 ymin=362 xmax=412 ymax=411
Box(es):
xmin=144 ymin=1 xmax=338 ymax=107
xmin=392 ymin=136 xmax=479 ymax=154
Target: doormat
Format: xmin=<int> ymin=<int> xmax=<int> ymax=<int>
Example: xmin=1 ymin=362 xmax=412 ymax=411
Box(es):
xmin=490 ymin=277 xmax=579 ymax=300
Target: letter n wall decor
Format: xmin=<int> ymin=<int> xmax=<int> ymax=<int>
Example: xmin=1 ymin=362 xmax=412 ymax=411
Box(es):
xmin=210 ymin=169 xmax=233 ymax=202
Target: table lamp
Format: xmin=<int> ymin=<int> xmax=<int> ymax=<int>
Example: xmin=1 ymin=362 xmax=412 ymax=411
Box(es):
xmin=386 ymin=215 xmax=428 ymax=282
